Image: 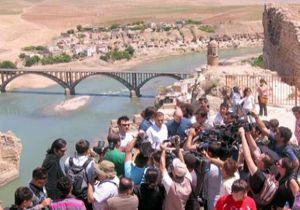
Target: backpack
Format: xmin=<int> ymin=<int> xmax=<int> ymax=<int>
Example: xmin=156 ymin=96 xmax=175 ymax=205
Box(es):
xmin=67 ymin=157 xmax=92 ymax=199
xmin=251 ymin=173 xmax=279 ymax=206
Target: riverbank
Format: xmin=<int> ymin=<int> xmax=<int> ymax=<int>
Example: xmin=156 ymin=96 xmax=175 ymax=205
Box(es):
xmin=5 ymin=46 xmax=262 ymax=91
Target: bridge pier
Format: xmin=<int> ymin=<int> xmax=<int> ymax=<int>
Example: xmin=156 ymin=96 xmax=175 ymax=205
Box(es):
xmin=130 ymin=89 xmax=141 ymax=98
xmin=0 ymin=86 xmax=5 ymax=93
xmin=65 ymin=88 xmax=75 ymax=95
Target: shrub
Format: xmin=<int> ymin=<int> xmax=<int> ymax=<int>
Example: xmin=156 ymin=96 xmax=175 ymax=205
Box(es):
xmin=250 ymin=55 xmax=264 ymax=68
xmin=0 ymin=60 xmax=16 ymax=69
xmin=125 ymin=45 xmax=135 ymax=56
xmin=22 ymin=46 xmax=35 ymax=51
xmin=109 ymin=24 xmax=120 ymax=30
xmin=76 ymin=25 xmax=82 ymax=32
xmin=242 ymin=54 xmax=264 ymax=68
xmin=186 ymin=19 xmax=202 ymax=25
xmin=22 ymin=45 xmax=48 ymax=52
xmin=41 ymin=54 xmax=71 ymax=65
xmin=19 ymin=53 xmax=26 ymax=59
xmin=198 ymin=25 xmax=215 ymax=33
xmin=25 ymin=55 xmax=40 ymax=67
xmin=67 ymin=29 xmax=75 ymax=34
xmin=100 ymin=47 xmax=134 ymax=62
xmin=78 ymin=34 xmax=86 ymax=39
xmin=73 ymin=51 xmax=87 ymax=59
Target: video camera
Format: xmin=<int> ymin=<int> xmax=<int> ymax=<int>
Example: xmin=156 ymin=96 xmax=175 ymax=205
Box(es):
xmin=195 ymin=111 xmax=255 ymax=159
xmin=93 ymin=140 xmax=115 ymax=156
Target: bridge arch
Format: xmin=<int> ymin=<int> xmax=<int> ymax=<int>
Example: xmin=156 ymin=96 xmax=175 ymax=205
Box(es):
xmin=71 ymin=72 xmax=134 ymax=92
xmin=1 ymin=72 xmax=69 ymax=93
xmin=137 ymin=73 xmax=183 ymax=90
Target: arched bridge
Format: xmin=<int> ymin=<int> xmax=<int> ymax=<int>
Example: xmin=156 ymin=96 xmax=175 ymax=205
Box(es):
xmin=0 ymin=69 xmax=190 ymax=97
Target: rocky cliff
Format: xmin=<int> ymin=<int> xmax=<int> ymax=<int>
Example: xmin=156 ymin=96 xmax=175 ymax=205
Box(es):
xmin=0 ymin=131 xmax=22 ymax=187
xmin=263 ymin=4 xmax=300 ymax=85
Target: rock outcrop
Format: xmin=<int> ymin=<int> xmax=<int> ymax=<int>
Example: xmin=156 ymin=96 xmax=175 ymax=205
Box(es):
xmin=0 ymin=131 xmax=22 ymax=187
xmin=263 ymin=4 xmax=300 ymax=85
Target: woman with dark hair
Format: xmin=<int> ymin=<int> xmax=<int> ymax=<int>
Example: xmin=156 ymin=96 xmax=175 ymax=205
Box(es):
xmin=42 ymin=138 xmax=67 ymax=200
xmin=271 ymin=157 xmax=299 ymax=208
xmin=257 ymin=79 xmax=269 ymax=116
xmin=134 ymin=168 xmax=165 ymax=210
xmin=139 ymin=106 xmax=157 ymax=132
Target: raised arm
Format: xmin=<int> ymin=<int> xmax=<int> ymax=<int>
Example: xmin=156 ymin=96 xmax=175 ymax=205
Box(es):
xmin=245 ymin=132 xmax=261 ymax=160
xmin=183 ymin=128 xmax=198 ymax=151
xmin=252 ymin=112 xmax=270 ymax=136
xmin=125 ymin=138 xmax=137 ymax=162
xmin=239 ymin=127 xmax=258 ymax=176
xmin=160 ymin=146 xmax=167 ymax=174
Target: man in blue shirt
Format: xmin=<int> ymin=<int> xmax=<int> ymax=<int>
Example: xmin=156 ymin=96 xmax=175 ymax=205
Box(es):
xmin=253 ymin=112 xmax=299 ymax=168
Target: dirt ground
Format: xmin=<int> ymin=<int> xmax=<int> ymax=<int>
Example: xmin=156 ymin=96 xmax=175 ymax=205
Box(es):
xmin=0 ymin=0 xmax=298 ymax=61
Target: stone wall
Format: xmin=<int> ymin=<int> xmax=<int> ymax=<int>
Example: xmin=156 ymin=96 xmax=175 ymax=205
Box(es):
xmin=263 ymin=4 xmax=300 ymax=85
xmin=0 ymin=131 xmax=22 ymax=187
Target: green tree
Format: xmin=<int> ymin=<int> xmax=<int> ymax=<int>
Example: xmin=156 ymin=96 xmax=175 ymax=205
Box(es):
xmin=25 ymin=55 xmax=40 ymax=67
xmin=0 ymin=60 xmax=17 ymax=69
xmin=125 ymin=45 xmax=135 ymax=56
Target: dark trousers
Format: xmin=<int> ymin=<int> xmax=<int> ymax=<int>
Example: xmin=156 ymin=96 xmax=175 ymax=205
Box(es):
xmin=258 ymin=96 xmax=267 ymax=116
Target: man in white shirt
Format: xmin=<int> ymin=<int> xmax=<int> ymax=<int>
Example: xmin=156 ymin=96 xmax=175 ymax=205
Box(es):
xmin=117 ymin=116 xmax=133 ymax=151
xmin=87 ymin=160 xmax=119 ymax=210
xmin=146 ymin=112 xmax=168 ymax=150
xmin=213 ymin=103 xmax=229 ymax=127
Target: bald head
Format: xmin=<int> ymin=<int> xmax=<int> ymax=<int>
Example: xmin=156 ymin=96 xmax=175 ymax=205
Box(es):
xmin=119 ymin=177 xmax=133 ymax=194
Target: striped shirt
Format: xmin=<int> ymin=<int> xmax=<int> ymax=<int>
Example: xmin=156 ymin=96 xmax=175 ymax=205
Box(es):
xmin=50 ymin=196 xmax=86 ymax=210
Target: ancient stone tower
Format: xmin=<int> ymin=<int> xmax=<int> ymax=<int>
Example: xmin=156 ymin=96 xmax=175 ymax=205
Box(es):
xmin=263 ymin=4 xmax=300 ymax=86
xmin=207 ymin=39 xmax=219 ymax=66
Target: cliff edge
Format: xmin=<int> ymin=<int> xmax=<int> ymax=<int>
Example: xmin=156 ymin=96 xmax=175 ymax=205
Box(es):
xmin=0 ymin=131 xmax=22 ymax=187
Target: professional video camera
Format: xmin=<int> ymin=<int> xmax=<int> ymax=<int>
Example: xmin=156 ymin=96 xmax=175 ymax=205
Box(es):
xmin=93 ymin=139 xmax=115 ymax=156
xmin=195 ymin=112 xmax=255 ymax=159
xmin=188 ymin=150 xmax=211 ymax=174
xmin=93 ymin=140 xmax=106 ymax=155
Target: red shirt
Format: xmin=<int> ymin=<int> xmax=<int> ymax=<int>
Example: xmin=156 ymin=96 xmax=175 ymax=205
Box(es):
xmin=215 ymin=194 xmax=257 ymax=210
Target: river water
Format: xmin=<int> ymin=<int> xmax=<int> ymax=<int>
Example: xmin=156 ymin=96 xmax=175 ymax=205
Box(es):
xmin=0 ymin=47 xmax=261 ymax=205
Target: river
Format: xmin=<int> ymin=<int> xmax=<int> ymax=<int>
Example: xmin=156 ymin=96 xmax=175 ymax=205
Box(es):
xmin=0 ymin=47 xmax=261 ymax=205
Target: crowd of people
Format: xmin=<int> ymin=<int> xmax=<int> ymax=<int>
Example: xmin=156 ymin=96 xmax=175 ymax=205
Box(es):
xmin=4 ymin=83 xmax=300 ymax=210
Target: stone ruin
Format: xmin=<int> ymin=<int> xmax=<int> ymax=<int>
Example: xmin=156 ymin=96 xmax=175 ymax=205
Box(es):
xmin=0 ymin=131 xmax=22 ymax=187
xmin=263 ymin=4 xmax=300 ymax=86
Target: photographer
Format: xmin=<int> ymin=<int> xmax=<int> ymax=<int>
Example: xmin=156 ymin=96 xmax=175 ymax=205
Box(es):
xmin=183 ymin=123 xmax=202 ymax=151
xmin=160 ymin=142 xmax=192 ymax=210
xmin=104 ymin=133 xmax=125 ymax=177
xmin=239 ymin=127 xmax=277 ymax=208
xmin=252 ymin=112 xmax=299 ymax=168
